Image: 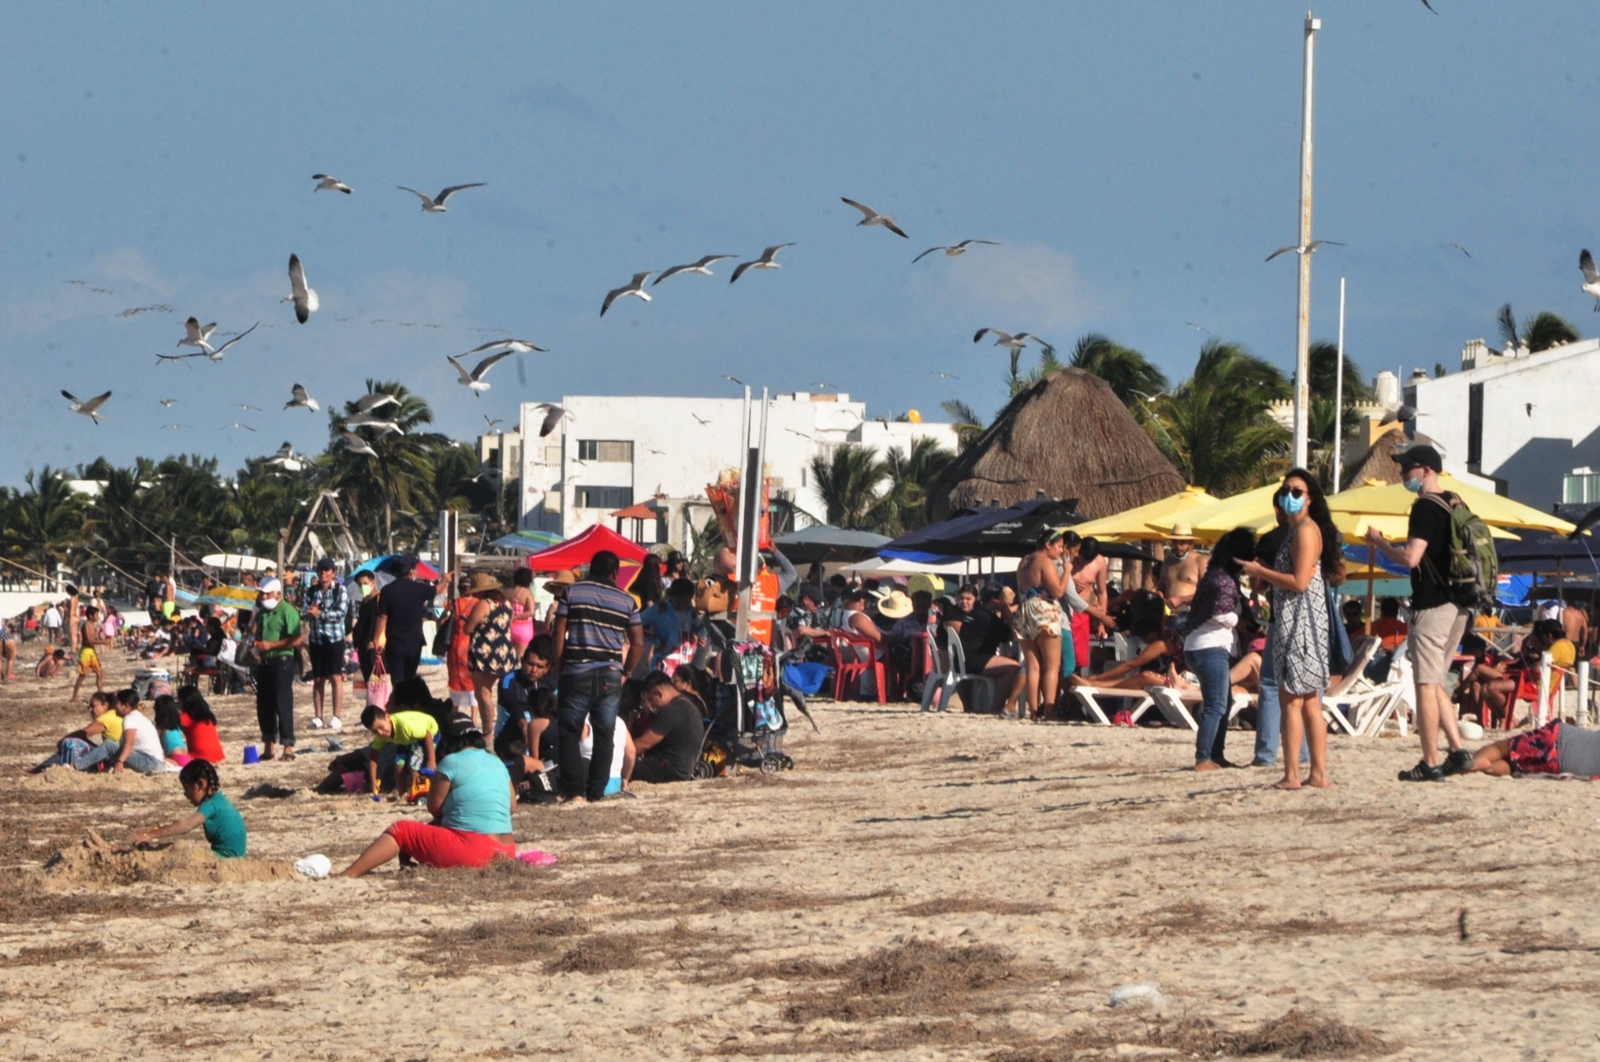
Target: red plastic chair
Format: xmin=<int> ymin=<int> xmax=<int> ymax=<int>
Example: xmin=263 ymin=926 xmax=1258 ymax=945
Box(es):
xmin=830 ymin=630 xmax=888 ymax=704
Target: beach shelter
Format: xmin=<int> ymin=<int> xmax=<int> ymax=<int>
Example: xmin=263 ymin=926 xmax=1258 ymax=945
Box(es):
xmin=522 ymin=524 xmax=649 ymax=582
xmin=353 ymin=555 xmax=442 ymax=580
xmin=488 ymin=529 xmax=564 ymax=552
xmin=1494 ymin=528 xmax=1600 ymax=576
xmin=1144 ymin=483 xmax=1283 ymax=541
xmin=1069 ymin=486 xmax=1220 ymax=542
xmin=774 ymin=525 xmax=891 ymax=564
xmin=1327 ymin=475 xmax=1576 ymax=535
xmin=882 ymin=497 xmax=1081 ymax=560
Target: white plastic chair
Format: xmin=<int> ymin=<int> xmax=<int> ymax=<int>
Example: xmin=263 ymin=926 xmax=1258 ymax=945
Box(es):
xmin=920 ymin=620 xmax=967 ymax=714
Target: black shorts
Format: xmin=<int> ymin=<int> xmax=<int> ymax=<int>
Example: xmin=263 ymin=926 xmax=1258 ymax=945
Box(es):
xmin=308 ymin=640 xmax=347 ymax=679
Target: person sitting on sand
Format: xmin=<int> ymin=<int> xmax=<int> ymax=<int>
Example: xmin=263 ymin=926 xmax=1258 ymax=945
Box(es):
xmin=339 ymin=717 xmax=516 ymax=877
xmin=130 ymin=760 xmax=247 ymax=858
xmin=1067 ymin=614 xmax=1192 ymax=692
xmin=360 ymin=703 xmax=439 ymax=797
xmin=74 ymin=689 xmax=168 ymax=775
xmin=1462 ymin=717 xmax=1600 ymax=779
xmin=152 ymin=693 xmax=192 ymax=767
xmin=29 ymin=691 xmax=120 ymax=773
xmin=35 ymin=647 xmax=68 ymax=680
xmin=176 ymin=686 xmax=226 ymax=764
xmin=628 ymin=672 xmax=703 ymax=785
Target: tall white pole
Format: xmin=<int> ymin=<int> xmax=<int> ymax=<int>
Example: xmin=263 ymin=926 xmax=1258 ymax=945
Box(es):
xmin=1291 ymin=11 xmax=1321 ymax=470
xmin=1332 ymin=276 xmax=1346 ymax=490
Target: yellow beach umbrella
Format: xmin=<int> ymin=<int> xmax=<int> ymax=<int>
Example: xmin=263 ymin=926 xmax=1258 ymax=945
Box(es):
xmin=1144 ymin=483 xmax=1282 ymax=542
xmin=1070 ymin=485 xmax=1220 ymax=542
xmin=1328 ymin=475 xmax=1572 ymax=535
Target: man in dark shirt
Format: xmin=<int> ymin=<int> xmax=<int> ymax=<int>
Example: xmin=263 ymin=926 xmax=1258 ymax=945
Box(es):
xmin=371 ymin=556 xmax=437 ymax=683
xmin=552 ymin=551 xmax=643 ymax=802
xmin=1367 ymin=444 xmax=1473 ymax=781
xmin=630 ymin=672 xmax=704 ymax=784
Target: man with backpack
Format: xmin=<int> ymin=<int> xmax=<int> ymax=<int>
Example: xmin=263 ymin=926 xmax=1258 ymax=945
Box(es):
xmin=1367 ymin=444 xmax=1479 ymax=781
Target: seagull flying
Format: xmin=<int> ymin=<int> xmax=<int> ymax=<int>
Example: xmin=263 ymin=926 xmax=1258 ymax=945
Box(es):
xmin=179 ymin=317 xmax=218 ymax=353
xmin=841 ymin=198 xmax=909 ymax=239
xmin=1419 ymin=0 xmax=1438 ymax=12
xmin=159 ymin=398 xmax=176 ymax=407
xmin=601 ymin=273 xmax=653 ymax=316
xmin=654 ymin=255 xmax=736 ymax=285
xmin=722 ymin=374 xmax=744 ymax=386
xmin=463 ymin=338 xmax=546 ymax=355
xmin=397 ymin=183 xmax=485 ymax=212
xmin=264 ymin=442 xmax=304 ymax=472
xmin=928 ymin=371 xmax=960 ymax=380
xmin=235 ymin=403 xmax=262 ymax=412
xmin=1580 ymin=250 xmax=1600 ymax=311
xmin=533 ymin=403 xmax=571 ymax=438
xmin=484 ymin=414 xmax=503 ymax=430
xmin=1446 ymin=243 xmax=1471 ymax=258
xmin=730 ymin=243 xmax=795 ymax=283
xmin=345 ymin=411 xmax=404 ymax=431
xmin=690 ymin=413 xmax=712 ymax=425
xmin=912 ymin=239 xmax=1000 ymax=263
xmin=117 ymin=304 xmax=173 ymax=317
xmin=313 ymin=173 xmax=352 ymax=194
xmin=355 ymin=393 xmax=398 ymax=414
xmin=341 ymin=431 xmax=378 ymax=457
xmin=447 ymin=351 xmax=512 ymax=395
xmin=285 ymin=384 xmax=320 ymax=412
xmin=287 ymin=254 xmax=319 ymax=324
xmin=222 ymin=422 xmax=256 ymax=432
xmin=974 ymin=328 xmax=1053 ymax=355
xmin=62 ymin=390 xmax=111 ymax=423
xmin=155 ymin=322 xmax=260 ymax=363
xmin=1264 ymin=239 xmax=1345 ymax=262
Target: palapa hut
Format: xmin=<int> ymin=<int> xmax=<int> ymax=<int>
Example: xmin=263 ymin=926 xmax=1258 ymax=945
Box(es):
xmin=929 ymin=368 xmax=1185 ymax=521
xmin=1339 ymin=420 xmax=1411 ymax=490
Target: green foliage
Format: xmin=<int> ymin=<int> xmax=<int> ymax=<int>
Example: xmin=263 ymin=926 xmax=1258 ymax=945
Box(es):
xmin=810 ymin=438 xmax=954 ymax=535
xmin=1498 ymin=303 xmax=1580 ymax=354
xmin=1069 ymin=333 xmax=1169 ymax=404
xmin=1141 ymin=339 xmax=1290 ymax=494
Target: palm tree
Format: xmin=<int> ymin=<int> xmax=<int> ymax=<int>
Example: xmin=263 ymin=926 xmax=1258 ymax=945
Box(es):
xmin=322 ymin=380 xmax=444 ymax=552
xmin=1143 ymin=339 xmax=1290 ymax=494
xmin=12 ymin=466 xmax=86 ymax=579
xmin=868 ymin=436 xmax=954 ymax=536
xmin=1497 ymin=303 xmax=1579 ymax=354
xmin=810 ymin=445 xmax=887 ymax=530
xmin=1068 ymin=333 xmax=1169 ymax=405
xmin=939 ymin=399 xmax=986 ymax=452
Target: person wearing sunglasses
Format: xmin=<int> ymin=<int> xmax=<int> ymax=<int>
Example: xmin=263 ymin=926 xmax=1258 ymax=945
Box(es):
xmin=1238 ymin=469 xmax=1343 ymax=790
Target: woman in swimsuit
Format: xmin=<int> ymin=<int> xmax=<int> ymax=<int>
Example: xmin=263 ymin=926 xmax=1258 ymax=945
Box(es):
xmin=507 ymin=567 xmax=537 ymax=655
xmin=1014 ymin=527 xmax=1070 ymax=721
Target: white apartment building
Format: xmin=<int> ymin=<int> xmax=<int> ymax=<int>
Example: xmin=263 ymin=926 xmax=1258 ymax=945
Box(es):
xmin=1408 ymin=336 xmax=1600 ymax=509
xmin=515 ymin=392 xmax=959 ymax=550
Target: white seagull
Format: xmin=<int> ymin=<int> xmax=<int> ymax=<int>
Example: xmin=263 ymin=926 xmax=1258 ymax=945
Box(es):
xmin=344 ymin=411 xmax=405 ymax=432
xmin=974 ymin=328 xmax=1053 ymax=355
xmin=342 ymin=431 xmax=378 ymax=457
xmin=730 ymin=243 xmax=795 ymax=284
xmin=397 ymin=183 xmax=485 ymax=213
xmin=222 ymin=421 xmax=256 ymax=432
xmin=313 ymin=173 xmax=352 ymax=194
xmin=484 ymin=414 xmax=503 ymax=430
xmin=601 ymin=272 xmax=654 ymax=316
xmin=1580 ymin=250 xmax=1600 ymax=311
xmin=841 ymin=198 xmax=909 ymax=239
xmin=287 ymin=254 xmax=319 ymax=324
xmin=1264 ymin=239 xmax=1345 ymax=262
xmin=447 ymin=351 xmax=512 ymax=395
xmin=912 ymin=239 xmax=1000 ymax=263
xmin=654 ymin=255 xmax=736 ymax=285
xmin=285 ymin=384 xmax=320 ymax=412
xmin=463 ymin=338 xmax=546 ymax=355
xmin=264 ymin=442 xmax=304 ymax=472
xmin=533 ymin=403 xmax=571 ymax=438
xmin=159 ymin=398 xmax=177 ymax=407
xmin=156 ymin=322 xmax=260 ymax=363
xmin=355 ymin=392 xmax=399 ymax=414
xmin=62 ymin=390 xmax=111 ymax=423
xmin=179 ymin=317 xmax=218 ymax=353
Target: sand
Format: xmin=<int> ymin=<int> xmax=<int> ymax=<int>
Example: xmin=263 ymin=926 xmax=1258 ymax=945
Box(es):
xmin=2 ymin=652 xmax=1598 ymax=1060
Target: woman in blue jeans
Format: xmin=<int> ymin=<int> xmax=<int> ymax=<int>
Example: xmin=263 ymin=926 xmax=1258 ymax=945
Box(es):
xmin=1186 ymin=528 xmax=1256 ymax=771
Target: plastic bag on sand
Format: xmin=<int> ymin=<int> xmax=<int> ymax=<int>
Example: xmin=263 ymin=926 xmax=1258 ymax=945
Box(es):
xmin=294 ymin=854 xmax=332 ymax=879
xmin=1109 ymin=983 xmax=1165 ymax=1008
xmin=516 ymin=849 xmax=558 ymax=867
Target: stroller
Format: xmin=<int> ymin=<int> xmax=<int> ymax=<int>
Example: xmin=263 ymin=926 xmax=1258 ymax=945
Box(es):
xmin=695 ymin=627 xmax=808 ymax=778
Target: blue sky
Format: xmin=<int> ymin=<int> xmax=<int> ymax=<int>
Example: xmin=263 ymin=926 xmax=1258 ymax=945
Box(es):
xmin=5 ymin=1 xmax=1599 ymax=486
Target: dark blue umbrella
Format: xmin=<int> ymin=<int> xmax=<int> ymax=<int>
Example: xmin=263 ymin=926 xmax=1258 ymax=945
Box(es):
xmin=1495 ymin=529 xmax=1600 ymax=575
xmin=881 ymin=498 xmax=1080 ymax=559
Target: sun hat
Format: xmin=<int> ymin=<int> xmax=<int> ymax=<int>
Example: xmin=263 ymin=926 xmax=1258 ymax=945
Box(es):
xmin=542 ymin=569 xmax=578 ymax=593
xmin=877 ymin=589 xmax=915 ymax=619
xmin=465 ymin=571 xmax=503 ymax=594
xmin=1169 ymin=522 xmax=1196 ymax=540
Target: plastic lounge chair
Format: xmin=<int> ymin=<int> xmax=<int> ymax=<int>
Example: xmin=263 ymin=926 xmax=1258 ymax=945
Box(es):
xmin=1318 ymin=636 xmax=1381 ymax=736
xmin=1071 ymin=684 xmax=1155 ymax=726
xmin=1143 ymin=685 xmax=1253 ymax=731
xmin=1349 ymin=641 xmax=1417 ymax=737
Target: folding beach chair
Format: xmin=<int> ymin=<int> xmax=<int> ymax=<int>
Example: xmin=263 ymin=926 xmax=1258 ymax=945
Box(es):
xmin=1351 ymin=641 xmax=1417 ymax=737
xmin=1318 ymin=636 xmax=1381 ymax=736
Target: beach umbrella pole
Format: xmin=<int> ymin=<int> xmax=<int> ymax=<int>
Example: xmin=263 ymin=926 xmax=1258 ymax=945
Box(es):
xmin=1365 ymin=543 xmax=1375 ymax=636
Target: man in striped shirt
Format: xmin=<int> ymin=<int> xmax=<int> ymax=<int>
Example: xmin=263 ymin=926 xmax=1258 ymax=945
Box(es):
xmin=552 ymin=550 xmax=643 ymax=802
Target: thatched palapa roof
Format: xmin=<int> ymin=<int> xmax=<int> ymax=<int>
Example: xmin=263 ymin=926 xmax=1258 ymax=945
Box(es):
xmin=930 ymin=368 xmax=1185 ymax=521
xmin=1341 ymin=422 xmax=1406 ymax=491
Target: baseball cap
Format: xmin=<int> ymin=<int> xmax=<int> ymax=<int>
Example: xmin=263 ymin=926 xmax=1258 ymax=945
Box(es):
xmin=1394 ymin=443 xmax=1443 ymax=474
xmin=315 ymin=557 xmax=337 ymax=572
xmin=259 ymin=577 xmax=284 ymax=595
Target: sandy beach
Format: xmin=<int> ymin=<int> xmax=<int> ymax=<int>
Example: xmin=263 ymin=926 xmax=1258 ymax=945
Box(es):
xmin=2 ymin=654 xmax=1596 ymax=1061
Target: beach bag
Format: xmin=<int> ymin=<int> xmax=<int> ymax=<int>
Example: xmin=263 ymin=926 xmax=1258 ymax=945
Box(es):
xmin=1426 ymin=492 xmax=1499 ymax=609
xmin=234 ymin=634 xmax=260 ymax=668
xmin=693 ymin=577 xmax=732 ymax=614
xmin=366 ymin=657 xmax=391 ymax=708
xmin=431 ymin=606 xmax=456 ymax=657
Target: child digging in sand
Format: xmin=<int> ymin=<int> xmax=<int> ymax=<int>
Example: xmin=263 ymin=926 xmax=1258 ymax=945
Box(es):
xmin=360 ymin=703 xmax=438 ymax=797
xmin=130 ymin=760 xmax=247 ymax=857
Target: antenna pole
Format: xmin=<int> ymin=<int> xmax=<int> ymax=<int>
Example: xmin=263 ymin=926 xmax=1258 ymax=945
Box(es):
xmin=1291 ymin=11 xmax=1321 ymax=470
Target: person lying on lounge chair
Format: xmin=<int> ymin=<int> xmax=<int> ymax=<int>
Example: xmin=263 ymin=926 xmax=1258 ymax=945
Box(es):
xmin=1066 ymin=615 xmax=1193 ymax=692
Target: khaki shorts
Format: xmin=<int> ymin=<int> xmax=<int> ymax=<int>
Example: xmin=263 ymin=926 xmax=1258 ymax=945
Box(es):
xmin=1408 ymin=603 xmax=1470 ymax=686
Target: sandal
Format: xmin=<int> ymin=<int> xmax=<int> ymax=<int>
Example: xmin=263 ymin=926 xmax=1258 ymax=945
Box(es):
xmin=280 ymin=749 xmax=296 ymax=761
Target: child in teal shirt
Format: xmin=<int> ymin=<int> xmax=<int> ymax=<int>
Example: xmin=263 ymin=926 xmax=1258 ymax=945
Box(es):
xmin=131 ymin=760 xmax=247 ymax=857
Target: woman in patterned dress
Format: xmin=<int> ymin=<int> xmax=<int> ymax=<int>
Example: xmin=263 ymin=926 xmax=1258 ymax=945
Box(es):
xmin=464 ymin=572 xmax=516 ymax=737
xmin=1238 ymin=469 xmax=1343 ymax=790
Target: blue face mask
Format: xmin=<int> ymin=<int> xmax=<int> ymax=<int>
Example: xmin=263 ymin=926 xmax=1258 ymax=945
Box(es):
xmin=1403 ymin=476 xmax=1425 ymax=494
xmin=1280 ymin=493 xmax=1306 ymax=516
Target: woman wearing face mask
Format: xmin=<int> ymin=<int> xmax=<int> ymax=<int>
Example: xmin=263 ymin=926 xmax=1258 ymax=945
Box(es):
xmin=1238 ymin=470 xmax=1343 ymax=790
xmin=253 ymin=577 xmax=306 ymax=761
xmin=1186 ymin=527 xmax=1256 ymax=771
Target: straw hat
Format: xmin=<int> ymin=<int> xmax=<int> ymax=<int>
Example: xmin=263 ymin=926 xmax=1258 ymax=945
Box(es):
xmin=1169 ymin=522 xmax=1196 ymax=541
xmin=877 ymin=589 xmax=915 ymax=619
xmin=465 ymin=571 xmax=503 ymax=594
xmin=542 ymin=569 xmax=578 ymax=593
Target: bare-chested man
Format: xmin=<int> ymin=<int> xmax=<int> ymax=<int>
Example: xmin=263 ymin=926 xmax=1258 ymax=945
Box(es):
xmin=1563 ymin=601 xmax=1590 ymax=659
xmin=1158 ymin=524 xmax=1208 ymax=612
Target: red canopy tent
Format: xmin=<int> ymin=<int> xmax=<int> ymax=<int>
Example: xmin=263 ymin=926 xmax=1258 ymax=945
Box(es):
xmin=523 ymin=524 xmax=651 ymax=589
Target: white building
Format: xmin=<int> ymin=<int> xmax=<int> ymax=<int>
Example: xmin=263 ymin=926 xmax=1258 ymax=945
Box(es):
xmin=1408 ymin=336 xmax=1600 ymax=509
xmin=516 ymin=392 xmax=959 ymax=550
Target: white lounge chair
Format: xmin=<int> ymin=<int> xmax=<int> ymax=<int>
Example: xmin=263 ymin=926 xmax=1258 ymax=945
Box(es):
xmin=1144 ymin=684 xmax=1254 ymax=730
xmin=1069 ymin=684 xmax=1155 ymax=725
xmin=1353 ymin=642 xmax=1415 ymax=737
xmin=1318 ymin=637 xmax=1381 ymax=735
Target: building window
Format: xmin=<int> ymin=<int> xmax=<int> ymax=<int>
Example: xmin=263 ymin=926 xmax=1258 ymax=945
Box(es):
xmin=575 ymin=486 xmax=633 ymax=509
xmin=576 ymin=440 xmax=633 ymax=462
xmin=1467 ymin=383 xmax=1483 ymax=468
xmin=1565 ymin=473 xmax=1600 ymax=506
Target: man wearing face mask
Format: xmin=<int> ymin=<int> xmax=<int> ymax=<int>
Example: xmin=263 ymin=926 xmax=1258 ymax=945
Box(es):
xmin=253 ymin=577 xmax=306 ymax=761
xmin=1367 ymin=444 xmax=1473 ymax=782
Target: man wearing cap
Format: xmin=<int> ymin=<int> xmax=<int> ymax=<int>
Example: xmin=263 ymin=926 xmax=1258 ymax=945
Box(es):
xmin=373 ymin=555 xmax=437 ymax=683
xmin=1159 ymin=524 xmax=1208 ymax=617
xmin=305 ymin=558 xmax=352 ymax=731
xmin=552 ymin=550 xmax=644 ymax=803
xmin=1367 ymin=444 xmax=1474 ymax=781
xmin=253 ymin=577 xmax=305 ymax=761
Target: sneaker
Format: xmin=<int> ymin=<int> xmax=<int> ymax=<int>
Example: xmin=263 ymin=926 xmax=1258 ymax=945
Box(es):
xmin=309 ymin=717 xmax=324 ymax=730
xmin=1398 ymin=760 xmax=1445 ymax=782
xmin=1441 ymin=748 xmax=1474 ymax=776
xmin=328 ymin=716 xmax=342 ymax=731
